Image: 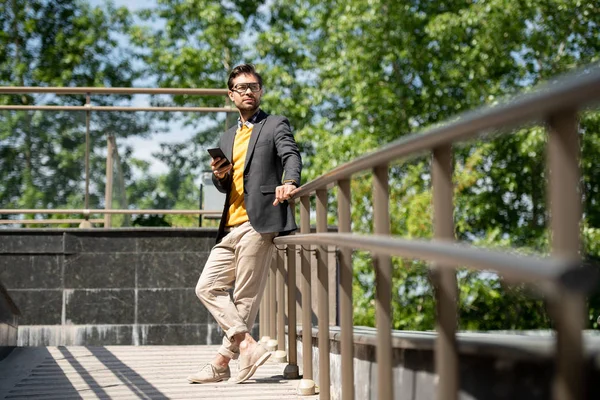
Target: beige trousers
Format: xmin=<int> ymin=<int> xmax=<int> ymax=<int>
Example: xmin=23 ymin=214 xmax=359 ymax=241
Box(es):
xmin=195 ymin=221 xmax=276 ymax=359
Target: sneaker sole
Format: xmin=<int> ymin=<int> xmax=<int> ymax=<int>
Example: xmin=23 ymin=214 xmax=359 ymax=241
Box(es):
xmin=187 ymin=377 xmax=230 ymax=384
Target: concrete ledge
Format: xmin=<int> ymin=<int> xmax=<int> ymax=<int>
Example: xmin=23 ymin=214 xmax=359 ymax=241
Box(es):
xmin=294 ymin=326 xmax=600 ymax=400
xmin=298 ymin=325 xmax=600 ymax=360
xmin=16 ymin=323 xmax=260 ymax=346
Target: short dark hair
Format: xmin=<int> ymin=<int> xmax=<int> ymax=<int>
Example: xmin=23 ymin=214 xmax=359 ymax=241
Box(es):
xmin=228 ymin=64 xmax=263 ymax=90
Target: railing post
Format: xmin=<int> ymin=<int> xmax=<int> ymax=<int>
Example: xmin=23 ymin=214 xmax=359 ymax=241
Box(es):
xmin=316 ymin=189 xmax=330 ymax=400
xmin=80 ymin=92 xmax=92 ymax=228
xmin=547 ymin=110 xmax=584 ymax=400
xmin=274 ymin=247 xmax=288 ymax=362
xmin=298 ymin=195 xmax=316 ymax=395
xmin=373 ymin=165 xmax=393 ymax=400
xmin=85 ymin=92 xmax=91 ymax=210
xmin=267 ymin=253 xmax=278 ymax=351
xmin=104 ymin=136 xmax=114 ymax=228
xmin=261 ymin=256 xmax=272 ymax=344
xmin=284 ymin=243 xmax=300 ymax=378
xmin=259 ymin=283 xmax=267 ymax=342
xmin=432 ymin=146 xmax=458 ymax=400
xmin=338 ymin=179 xmax=354 ymax=400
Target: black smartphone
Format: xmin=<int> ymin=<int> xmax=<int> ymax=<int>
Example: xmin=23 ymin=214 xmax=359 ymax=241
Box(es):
xmin=207 ymin=147 xmax=231 ymax=166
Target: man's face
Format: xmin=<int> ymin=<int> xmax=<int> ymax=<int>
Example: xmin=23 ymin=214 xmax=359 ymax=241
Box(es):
xmin=228 ymin=73 xmax=262 ymax=113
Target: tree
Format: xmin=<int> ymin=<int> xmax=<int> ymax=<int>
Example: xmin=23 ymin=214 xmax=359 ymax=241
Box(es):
xmin=253 ymin=0 xmax=600 ymax=330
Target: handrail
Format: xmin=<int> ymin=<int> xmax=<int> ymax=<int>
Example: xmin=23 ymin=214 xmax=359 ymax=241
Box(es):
xmin=274 ymin=233 xmax=596 ymax=294
xmin=0 ymin=87 xmax=228 ymax=95
xmin=293 ymin=64 xmax=600 ymax=197
xmin=0 ymin=209 xmax=222 ymax=227
xmin=0 ymin=209 xmax=221 ymax=215
xmin=0 ymin=105 xmax=237 ymax=112
xmin=0 ymin=219 xmax=104 ymax=225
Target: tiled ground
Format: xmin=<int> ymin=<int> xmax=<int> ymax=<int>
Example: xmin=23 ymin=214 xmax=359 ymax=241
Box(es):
xmin=0 ymin=345 xmax=318 ymax=399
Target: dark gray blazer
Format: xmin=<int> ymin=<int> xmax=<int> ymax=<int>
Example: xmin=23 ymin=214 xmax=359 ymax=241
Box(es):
xmin=212 ymin=110 xmax=302 ymax=243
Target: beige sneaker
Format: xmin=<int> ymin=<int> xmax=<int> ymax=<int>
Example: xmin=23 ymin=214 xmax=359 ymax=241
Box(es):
xmin=187 ymin=363 xmax=231 ymax=384
xmin=235 ymin=343 xmax=271 ymax=384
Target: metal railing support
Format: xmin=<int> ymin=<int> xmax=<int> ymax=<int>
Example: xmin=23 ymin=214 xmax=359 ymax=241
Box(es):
xmin=260 ymin=256 xmax=271 ymax=343
xmin=0 ymin=209 xmax=220 ymax=216
xmin=0 ymin=105 xmax=236 ymax=113
xmin=373 ymin=165 xmax=393 ymax=400
xmin=85 ymin=92 xmax=91 ymax=210
xmin=80 ymin=92 xmax=92 ymax=229
xmin=298 ymin=195 xmax=316 ymax=395
xmin=259 ymin=285 xmax=267 ymax=342
xmin=284 ymin=244 xmax=300 ymax=378
xmin=337 ymin=179 xmax=354 ymax=400
xmin=0 ymin=219 xmax=104 ymax=225
xmin=547 ymin=110 xmax=584 ymax=400
xmin=432 ymin=146 xmax=459 ymax=400
xmin=104 ymin=135 xmax=114 ymax=228
xmin=268 ymin=254 xmax=278 ymax=351
xmin=274 ymin=248 xmax=288 ymax=362
xmin=316 ymin=189 xmax=330 ymax=399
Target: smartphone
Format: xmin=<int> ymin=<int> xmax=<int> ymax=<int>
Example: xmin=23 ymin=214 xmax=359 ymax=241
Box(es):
xmin=207 ymin=147 xmax=231 ymax=167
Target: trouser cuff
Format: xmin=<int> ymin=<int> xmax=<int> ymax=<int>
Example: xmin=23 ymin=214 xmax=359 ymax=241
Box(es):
xmin=226 ymin=325 xmax=248 ymax=341
xmin=218 ymin=345 xmax=239 ymax=360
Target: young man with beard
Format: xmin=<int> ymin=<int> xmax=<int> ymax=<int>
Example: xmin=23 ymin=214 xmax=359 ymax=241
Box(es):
xmin=187 ymin=64 xmax=302 ymax=384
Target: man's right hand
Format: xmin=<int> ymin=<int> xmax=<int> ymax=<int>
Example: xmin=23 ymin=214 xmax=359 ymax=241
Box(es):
xmin=211 ymin=157 xmax=232 ymax=180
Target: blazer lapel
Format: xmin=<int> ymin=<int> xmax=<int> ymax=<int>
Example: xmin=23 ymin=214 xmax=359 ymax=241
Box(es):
xmin=222 ymin=126 xmax=237 ymax=161
xmin=244 ymin=110 xmax=268 ymax=171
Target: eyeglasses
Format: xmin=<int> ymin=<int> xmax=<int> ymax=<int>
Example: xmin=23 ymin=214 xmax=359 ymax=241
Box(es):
xmin=231 ymin=83 xmax=261 ymax=94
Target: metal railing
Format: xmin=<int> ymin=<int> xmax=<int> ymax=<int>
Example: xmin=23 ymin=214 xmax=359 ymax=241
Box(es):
xmin=2 ymin=68 xmax=600 ymax=398
xmin=261 ymin=64 xmax=600 ymax=400
xmin=0 ymin=209 xmax=221 ymax=227
xmin=0 ymin=86 xmax=236 ymax=227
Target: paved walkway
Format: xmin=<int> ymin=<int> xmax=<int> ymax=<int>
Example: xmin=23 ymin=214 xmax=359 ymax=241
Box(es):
xmin=0 ymin=345 xmax=318 ymax=399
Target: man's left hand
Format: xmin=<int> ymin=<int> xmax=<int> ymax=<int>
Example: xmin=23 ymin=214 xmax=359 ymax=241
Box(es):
xmin=273 ymin=184 xmax=300 ymax=206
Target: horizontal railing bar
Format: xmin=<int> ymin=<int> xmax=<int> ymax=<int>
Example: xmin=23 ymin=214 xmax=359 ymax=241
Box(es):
xmin=0 ymin=87 xmax=228 ymax=95
xmin=0 ymin=219 xmax=104 ymax=224
xmin=293 ymin=64 xmax=600 ymax=198
xmin=274 ymin=233 xmax=596 ymax=293
xmin=0 ymin=105 xmax=237 ymax=113
xmin=0 ymin=209 xmax=221 ymax=215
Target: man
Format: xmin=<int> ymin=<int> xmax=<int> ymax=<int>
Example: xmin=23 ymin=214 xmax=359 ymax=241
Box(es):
xmin=188 ymin=64 xmax=302 ymax=384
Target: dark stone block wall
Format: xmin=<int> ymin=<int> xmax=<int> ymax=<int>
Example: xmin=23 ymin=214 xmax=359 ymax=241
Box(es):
xmin=0 ymin=228 xmax=233 ymax=346
xmin=0 ymin=280 xmax=20 ymax=359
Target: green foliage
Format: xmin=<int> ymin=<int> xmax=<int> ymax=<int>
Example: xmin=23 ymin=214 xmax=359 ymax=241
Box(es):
xmin=254 ymin=0 xmax=600 ymax=331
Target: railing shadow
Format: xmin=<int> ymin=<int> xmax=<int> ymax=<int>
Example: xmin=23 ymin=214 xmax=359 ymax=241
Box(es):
xmin=86 ymin=346 xmax=169 ymax=400
xmin=56 ymin=346 xmax=112 ymax=398
xmin=0 ymin=347 xmax=80 ymax=398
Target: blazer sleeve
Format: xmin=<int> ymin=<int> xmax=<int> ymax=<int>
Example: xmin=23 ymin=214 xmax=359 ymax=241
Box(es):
xmin=273 ymin=117 xmax=302 ymax=186
xmin=211 ymin=139 xmax=232 ymax=193
xmin=212 ymin=173 xmax=231 ymax=193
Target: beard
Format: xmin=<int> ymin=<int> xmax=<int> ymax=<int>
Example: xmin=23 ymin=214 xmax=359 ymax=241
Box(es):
xmin=236 ymin=96 xmax=260 ymax=113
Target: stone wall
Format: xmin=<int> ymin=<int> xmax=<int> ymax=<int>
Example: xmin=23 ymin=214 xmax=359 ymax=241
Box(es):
xmin=0 ymin=228 xmax=229 ymax=346
xmin=0 ymin=280 xmax=19 ymax=359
